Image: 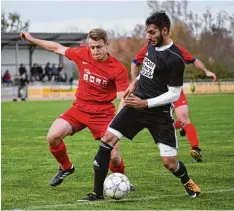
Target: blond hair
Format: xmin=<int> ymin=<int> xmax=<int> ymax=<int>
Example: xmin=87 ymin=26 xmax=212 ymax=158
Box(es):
xmin=87 ymin=28 xmax=108 ymax=43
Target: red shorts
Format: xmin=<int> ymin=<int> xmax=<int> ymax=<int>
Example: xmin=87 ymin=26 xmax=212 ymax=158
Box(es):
xmin=59 ymin=99 xmax=115 ymax=139
xmin=173 ymin=90 xmax=188 ymax=109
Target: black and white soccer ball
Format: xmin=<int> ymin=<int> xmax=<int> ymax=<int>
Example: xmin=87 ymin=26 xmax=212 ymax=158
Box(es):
xmin=104 ymin=173 xmax=130 ymax=200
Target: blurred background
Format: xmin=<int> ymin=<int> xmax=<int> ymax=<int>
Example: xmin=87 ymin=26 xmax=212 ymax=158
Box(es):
xmin=1 ymin=0 xmax=234 ymax=100
xmin=1 ymin=2 xmax=234 ymax=210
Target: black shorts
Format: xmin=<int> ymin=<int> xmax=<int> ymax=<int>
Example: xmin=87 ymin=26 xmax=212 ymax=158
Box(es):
xmin=109 ymin=106 xmax=177 ymax=148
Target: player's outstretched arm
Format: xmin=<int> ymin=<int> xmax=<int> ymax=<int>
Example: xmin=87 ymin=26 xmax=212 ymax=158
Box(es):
xmin=20 ymin=31 xmax=68 ymax=56
xmin=193 ymin=59 xmax=216 ymax=82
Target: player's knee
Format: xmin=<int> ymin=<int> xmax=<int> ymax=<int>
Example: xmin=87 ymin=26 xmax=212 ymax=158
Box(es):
xmin=178 ymin=113 xmax=190 ymax=126
xmin=102 ymin=131 xmax=118 ymax=146
xmin=161 ymin=157 xmax=177 ymax=171
xmin=47 ymin=131 xmax=61 ymax=146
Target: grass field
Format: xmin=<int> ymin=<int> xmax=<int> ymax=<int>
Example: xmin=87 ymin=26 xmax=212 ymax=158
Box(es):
xmin=1 ymin=94 xmax=234 ymax=210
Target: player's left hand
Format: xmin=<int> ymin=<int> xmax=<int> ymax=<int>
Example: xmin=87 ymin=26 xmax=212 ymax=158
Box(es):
xmin=205 ymin=70 xmax=216 ymax=82
xmin=124 ymin=94 xmax=148 ymax=109
xmin=123 ymin=80 xmax=138 ymax=99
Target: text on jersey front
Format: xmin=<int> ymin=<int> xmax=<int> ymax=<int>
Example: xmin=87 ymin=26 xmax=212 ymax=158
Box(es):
xmin=141 ymin=57 xmax=156 ymax=79
xmin=83 ymin=69 xmax=108 ymax=86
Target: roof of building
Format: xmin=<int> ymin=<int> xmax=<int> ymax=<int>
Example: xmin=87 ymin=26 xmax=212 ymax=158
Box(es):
xmin=1 ymin=32 xmax=88 ymax=49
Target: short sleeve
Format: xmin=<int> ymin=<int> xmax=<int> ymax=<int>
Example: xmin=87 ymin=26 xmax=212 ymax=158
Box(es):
xmin=65 ymin=47 xmax=84 ymax=63
xmin=132 ymin=44 xmax=148 ymax=66
xmin=114 ymin=66 xmax=129 ymax=92
xmin=168 ymin=59 xmax=185 ymax=87
xmin=177 ymin=45 xmax=196 ymax=64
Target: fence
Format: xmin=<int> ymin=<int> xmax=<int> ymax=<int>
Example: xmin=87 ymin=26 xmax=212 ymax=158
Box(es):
xmin=183 ymin=81 xmax=234 ymax=94
xmin=1 ymin=80 xmax=234 ymax=101
xmin=1 ymin=82 xmax=77 ymax=101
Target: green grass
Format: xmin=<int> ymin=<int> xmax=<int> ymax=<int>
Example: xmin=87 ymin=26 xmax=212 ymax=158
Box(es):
xmin=1 ymin=94 xmax=234 ymax=210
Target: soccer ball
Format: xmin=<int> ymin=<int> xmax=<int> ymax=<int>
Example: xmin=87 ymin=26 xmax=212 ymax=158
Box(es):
xmin=104 ymin=173 xmax=130 ymax=200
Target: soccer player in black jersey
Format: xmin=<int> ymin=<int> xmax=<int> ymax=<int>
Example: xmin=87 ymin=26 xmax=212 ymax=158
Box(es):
xmin=81 ymin=11 xmax=201 ymax=201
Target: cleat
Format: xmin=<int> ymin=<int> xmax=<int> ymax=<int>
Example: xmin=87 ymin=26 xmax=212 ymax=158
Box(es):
xmin=130 ymin=183 xmax=136 ymax=191
xmin=179 ymin=127 xmax=186 ymax=136
xmin=184 ymin=179 xmax=201 ymax=198
xmin=80 ymin=192 xmax=104 ymax=201
xmin=190 ymin=147 xmax=202 ymax=162
xmin=49 ymin=164 xmax=75 ymax=186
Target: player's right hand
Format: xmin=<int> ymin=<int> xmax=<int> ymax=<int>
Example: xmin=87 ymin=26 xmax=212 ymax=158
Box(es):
xmin=20 ymin=31 xmax=34 ymax=42
xmin=205 ymin=70 xmax=217 ymax=82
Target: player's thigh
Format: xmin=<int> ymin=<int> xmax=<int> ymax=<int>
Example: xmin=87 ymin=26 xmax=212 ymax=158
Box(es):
xmin=87 ymin=112 xmax=114 ymax=140
xmin=158 ymin=143 xmax=177 ymax=157
xmin=152 ymin=127 xmax=178 ymax=170
xmin=48 ymin=118 xmax=73 ymax=140
xmin=148 ymin=119 xmax=178 ymax=152
xmin=57 ymin=105 xmax=87 ymax=135
xmin=173 ymin=90 xmax=188 ymax=110
xmin=107 ymin=107 xmax=145 ymax=140
xmin=175 ymin=105 xmax=190 ymax=125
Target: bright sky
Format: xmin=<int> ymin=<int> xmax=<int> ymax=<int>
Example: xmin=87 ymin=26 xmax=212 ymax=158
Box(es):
xmin=1 ymin=0 xmax=234 ymax=33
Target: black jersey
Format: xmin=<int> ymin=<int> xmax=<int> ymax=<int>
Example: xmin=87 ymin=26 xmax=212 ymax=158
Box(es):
xmin=134 ymin=41 xmax=185 ymax=103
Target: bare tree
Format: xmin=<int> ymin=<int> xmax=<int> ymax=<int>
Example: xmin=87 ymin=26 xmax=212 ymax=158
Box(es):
xmin=132 ymin=24 xmax=146 ymax=38
xmin=176 ymin=1 xmax=182 ymax=18
xmin=207 ymin=10 xmax=214 ymax=31
xmin=1 ymin=11 xmax=30 ymax=32
xmin=229 ymin=14 xmax=234 ymax=36
xmin=147 ymin=0 xmax=188 ymax=22
xmin=1 ymin=11 xmax=9 ymax=32
xmin=147 ymin=1 xmax=160 ymax=13
xmin=182 ymin=0 xmax=188 ymax=21
xmin=132 ymin=0 xmax=234 ymax=79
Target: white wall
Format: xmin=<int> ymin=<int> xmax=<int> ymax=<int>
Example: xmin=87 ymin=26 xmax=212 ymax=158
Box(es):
xmin=1 ymin=48 xmax=60 ymax=76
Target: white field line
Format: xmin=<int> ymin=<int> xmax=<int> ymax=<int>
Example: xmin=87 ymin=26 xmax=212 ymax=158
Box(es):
xmin=10 ymin=188 xmax=234 ymax=210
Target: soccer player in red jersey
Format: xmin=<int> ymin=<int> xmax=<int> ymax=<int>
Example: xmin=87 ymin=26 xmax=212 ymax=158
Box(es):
xmin=20 ymin=29 xmax=133 ymax=187
xmin=131 ymin=43 xmax=216 ymax=162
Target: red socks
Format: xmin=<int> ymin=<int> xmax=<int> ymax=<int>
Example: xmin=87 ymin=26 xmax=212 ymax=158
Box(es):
xmin=183 ymin=123 xmax=199 ymax=148
xmin=109 ymin=159 xmax=125 ymax=174
xmin=49 ymin=141 xmax=72 ymax=171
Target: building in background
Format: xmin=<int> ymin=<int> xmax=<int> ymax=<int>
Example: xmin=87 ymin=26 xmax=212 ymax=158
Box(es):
xmin=1 ymin=32 xmax=87 ymax=80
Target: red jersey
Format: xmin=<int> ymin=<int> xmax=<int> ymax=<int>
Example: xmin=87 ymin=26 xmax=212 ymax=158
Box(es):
xmin=132 ymin=43 xmax=196 ymax=65
xmin=65 ymin=46 xmax=129 ymax=103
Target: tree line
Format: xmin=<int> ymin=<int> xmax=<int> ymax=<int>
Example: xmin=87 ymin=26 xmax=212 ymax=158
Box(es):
xmin=2 ymin=1 xmax=234 ymax=80
xmin=129 ymin=0 xmax=234 ymax=80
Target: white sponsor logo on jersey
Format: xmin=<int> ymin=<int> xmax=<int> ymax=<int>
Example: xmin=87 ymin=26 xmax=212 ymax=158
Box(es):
xmin=83 ymin=69 xmax=108 ymax=86
xmin=141 ymin=57 xmax=156 ymax=79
